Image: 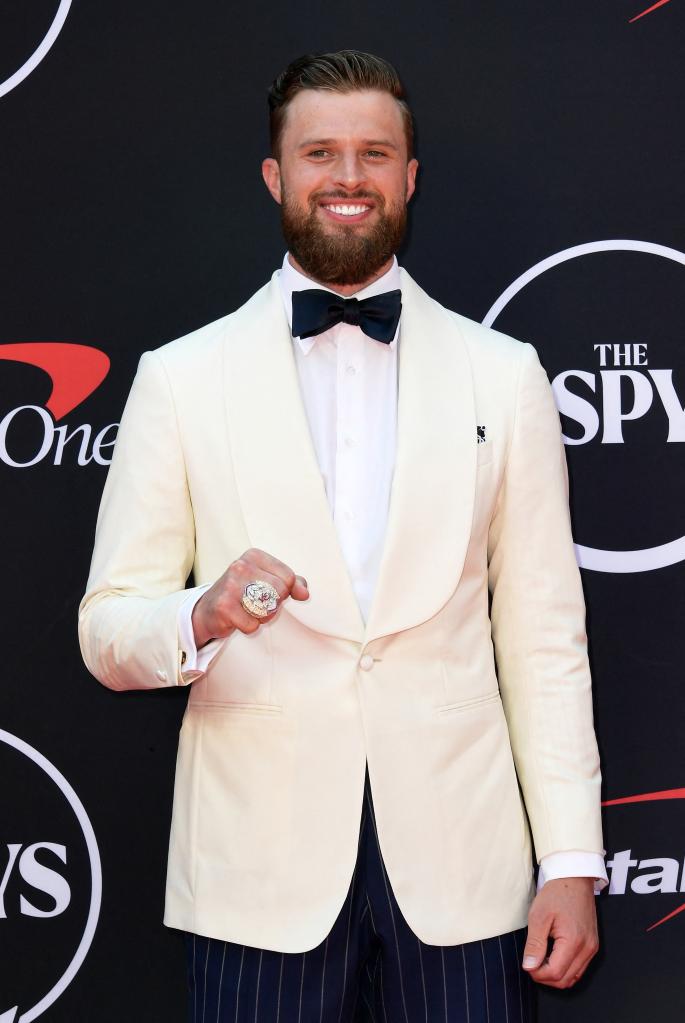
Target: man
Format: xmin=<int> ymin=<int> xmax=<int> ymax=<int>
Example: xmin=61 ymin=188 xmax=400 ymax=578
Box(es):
xmin=80 ymin=51 xmax=606 ymax=1022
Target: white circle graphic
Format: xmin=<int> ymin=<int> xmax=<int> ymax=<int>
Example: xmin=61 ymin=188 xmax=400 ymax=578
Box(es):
xmin=0 ymin=1 xmax=73 ymax=100
xmin=0 ymin=729 xmax=102 ymax=1023
xmin=482 ymin=239 xmax=685 ymax=574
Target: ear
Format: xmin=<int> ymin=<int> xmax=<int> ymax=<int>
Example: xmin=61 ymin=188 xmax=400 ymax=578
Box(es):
xmin=262 ymin=158 xmax=282 ymax=204
xmin=405 ymin=158 xmax=419 ymax=204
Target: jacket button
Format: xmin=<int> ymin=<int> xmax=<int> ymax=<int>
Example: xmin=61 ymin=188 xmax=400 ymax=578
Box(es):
xmin=155 ymin=669 xmax=168 ymax=682
xmin=359 ymin=654 xmax=374 ymax=671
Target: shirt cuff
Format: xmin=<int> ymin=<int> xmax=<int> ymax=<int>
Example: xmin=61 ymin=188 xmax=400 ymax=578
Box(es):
xmin=178 ymin=585 xmax=223 ymax=680
xmin=537 ymin=851 xmax=608 ymax=895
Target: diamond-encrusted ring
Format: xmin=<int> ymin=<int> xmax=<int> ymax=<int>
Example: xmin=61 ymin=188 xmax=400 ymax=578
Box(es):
xmin=241 ymin=580 xmax=280 ymax=619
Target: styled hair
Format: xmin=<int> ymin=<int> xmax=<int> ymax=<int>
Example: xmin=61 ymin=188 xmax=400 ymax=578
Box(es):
xmin=268 ymin=50 xmax=414 ymax=160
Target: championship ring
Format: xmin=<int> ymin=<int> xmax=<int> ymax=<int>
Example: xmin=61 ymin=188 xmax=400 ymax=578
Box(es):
xmin=241 ymin=580 xmax=280 ymax=618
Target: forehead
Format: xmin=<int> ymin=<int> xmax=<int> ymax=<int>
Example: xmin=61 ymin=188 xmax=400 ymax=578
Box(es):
xmin=281 ymin=88 xmax=406 ymax=149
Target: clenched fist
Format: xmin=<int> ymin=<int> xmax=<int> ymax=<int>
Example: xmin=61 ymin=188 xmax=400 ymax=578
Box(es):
xmin=192 ymin=548 xmax=309 ymax=648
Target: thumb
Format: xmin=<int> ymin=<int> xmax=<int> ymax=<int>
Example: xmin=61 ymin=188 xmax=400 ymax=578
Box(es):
xmin=291 ymin=575 xmax=310 ymax=601
xmin=522 ymin=921 xmax=550 ymax=971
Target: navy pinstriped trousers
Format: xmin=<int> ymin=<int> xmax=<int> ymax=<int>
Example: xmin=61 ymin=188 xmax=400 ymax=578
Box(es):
xmin=184 ymin=770 xmax=534 ymax=1022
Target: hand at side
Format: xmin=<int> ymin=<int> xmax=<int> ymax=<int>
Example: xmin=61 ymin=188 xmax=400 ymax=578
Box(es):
xmin=522 ymin=877 xmax=599 ymax=988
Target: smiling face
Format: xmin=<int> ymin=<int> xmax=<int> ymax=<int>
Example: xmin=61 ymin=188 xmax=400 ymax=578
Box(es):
xmin=262 ymin=88 xmax=418 ymax=292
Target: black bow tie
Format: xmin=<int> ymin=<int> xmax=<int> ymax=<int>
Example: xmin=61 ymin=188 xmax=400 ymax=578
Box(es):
xmin=291 ymin=288 xmax=402 ymax=345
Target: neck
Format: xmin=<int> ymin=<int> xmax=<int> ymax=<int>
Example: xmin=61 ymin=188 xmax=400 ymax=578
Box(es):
xmin=287 ymin=253 xmax=394 ymax=296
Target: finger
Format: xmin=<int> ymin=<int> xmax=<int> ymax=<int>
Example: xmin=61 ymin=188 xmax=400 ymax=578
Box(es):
xmin=291 ymin=574 xmax=309 ymax=601
xmin=252 ymin=570 xmax=308 ymax=602
xmin=527 ymin=940 xmax=571 ymax=985
xmin=245 ymin=549 xmax=308 ymax=598
xmin=522 ymin=915 xmax=551 ymax=972
xmin=552 ymin=938 xmax=599 ymax=989
xmin=226 ymin=572 xmax=286 ymax=634
xmin=235 ymin=571 xmax=292 ymax=625
xmin=230 ymin=601 xmax=270 ymax=635
xmin=241 ymin=567 xmax=291 ymax=604
xmin=529 ymin=935 xmax=589 ymax=988
xmin=558 ymin=959 xmax=590 ymax=989
xmin=230 ymin=558 xmax=289 ymax=602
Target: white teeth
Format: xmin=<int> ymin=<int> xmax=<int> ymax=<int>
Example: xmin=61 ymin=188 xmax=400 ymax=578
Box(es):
xmin=324 ymin=204 xmax=369 ymax=216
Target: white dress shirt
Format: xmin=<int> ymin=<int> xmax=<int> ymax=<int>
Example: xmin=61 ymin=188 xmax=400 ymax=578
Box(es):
xmin=279 ymin=253 xmax=400 ymax=621
xmin=177 ymin=253 xmax=607 ymax=892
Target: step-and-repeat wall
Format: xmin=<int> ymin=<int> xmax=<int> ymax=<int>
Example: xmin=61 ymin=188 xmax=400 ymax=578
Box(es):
xmin=1 ymin=2 xmax=683 ymax=1020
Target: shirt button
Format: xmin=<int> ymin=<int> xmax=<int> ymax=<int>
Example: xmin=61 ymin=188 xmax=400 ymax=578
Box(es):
xmin=359 ymin=654 xmax=374 ymax=671
xmin=155 ymin=669 xmax=168 ymax=682
xmin=344 ymin=436 xmax=355 ymax=448
xmin=346 ymin=364 xmax=357 ymax=376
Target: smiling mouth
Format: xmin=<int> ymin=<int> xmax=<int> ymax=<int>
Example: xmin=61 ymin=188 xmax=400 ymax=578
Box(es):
xmin=321 ymin=202 xmax=372 ymax=216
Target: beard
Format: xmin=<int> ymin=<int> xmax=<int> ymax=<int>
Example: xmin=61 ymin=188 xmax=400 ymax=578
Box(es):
xmin=280 ymin=186 xmax=407 ymax=287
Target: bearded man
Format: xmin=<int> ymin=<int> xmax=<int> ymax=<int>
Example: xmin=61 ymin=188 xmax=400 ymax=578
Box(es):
xmin=80 ymin=50 xmax=607 ymax=1022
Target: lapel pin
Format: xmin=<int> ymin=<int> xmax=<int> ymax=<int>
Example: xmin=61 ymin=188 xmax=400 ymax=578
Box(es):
xmin=477 ymin=425 xmax=486 ymax=444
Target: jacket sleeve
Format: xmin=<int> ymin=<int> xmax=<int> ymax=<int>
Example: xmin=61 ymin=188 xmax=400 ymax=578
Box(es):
xmin=78 ymin=349 xmax=205 ymax=690
xmin=487 ymin=341 xmax=604 ymax=862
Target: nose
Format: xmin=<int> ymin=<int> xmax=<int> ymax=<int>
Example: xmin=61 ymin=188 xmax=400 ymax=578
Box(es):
xmin=333 ymin=151 xmax=366 ymax=192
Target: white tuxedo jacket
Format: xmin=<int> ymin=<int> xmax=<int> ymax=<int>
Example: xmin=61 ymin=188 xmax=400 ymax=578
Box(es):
xmin=79 ymin=269 xmax=603 ymax=951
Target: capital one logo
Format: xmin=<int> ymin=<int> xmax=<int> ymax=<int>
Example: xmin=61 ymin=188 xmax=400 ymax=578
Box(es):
xmin=484 ymin=240 xmax=685 ymax=574
xmin=0 ymin=729 xmax=101 ymax=1022
xmin=0 ymin=2 xmax=72 ymax=100
xmin=0 ymin=343 xmax=118 ymax=468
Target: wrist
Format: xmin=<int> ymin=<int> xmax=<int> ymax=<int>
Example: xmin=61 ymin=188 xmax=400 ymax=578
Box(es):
xmin=543 ymin=876 xmax=596 ymax=892
xmin=191 ymin=596 xmax=214 ymax=649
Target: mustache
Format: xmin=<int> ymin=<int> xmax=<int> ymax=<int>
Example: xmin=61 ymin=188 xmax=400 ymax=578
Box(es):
xmin=309 ymin=189 xmax=384 ymax=204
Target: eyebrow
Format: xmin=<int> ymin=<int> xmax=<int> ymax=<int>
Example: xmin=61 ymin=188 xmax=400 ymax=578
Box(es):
xmin=363 ymin=139 xmax=399 ymax=150
xmin=298 ymin=138 xmax=399 ymax=150
xmin=298 ymin=139 xmax=335 ymax=149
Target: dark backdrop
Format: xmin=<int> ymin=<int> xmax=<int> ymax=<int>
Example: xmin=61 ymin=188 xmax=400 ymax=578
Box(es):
xmin=1 ymin=1 xmax=684 ymax=1020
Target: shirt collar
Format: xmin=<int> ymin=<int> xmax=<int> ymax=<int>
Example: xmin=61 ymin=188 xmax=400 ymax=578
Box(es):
xmin=277 ymin=252 xmax=401 ymax=354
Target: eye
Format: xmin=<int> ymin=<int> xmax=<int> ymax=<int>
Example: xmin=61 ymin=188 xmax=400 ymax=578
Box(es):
xmin=365 ymin=150 xmax=387 ymax=158
xmin=307 ymin=149 xmax=331 ymax=158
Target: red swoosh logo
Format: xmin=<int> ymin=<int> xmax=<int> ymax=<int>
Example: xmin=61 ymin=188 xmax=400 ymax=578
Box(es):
xmin=629 ymin=0 xmax=673 ymax=22
xmin=0 ymin=343 xmax=110 ymax=421
xmin=602 ymin=788 xmax=685 ymax=806
xmin=602 ymin=788 xmax=685 ymax=930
